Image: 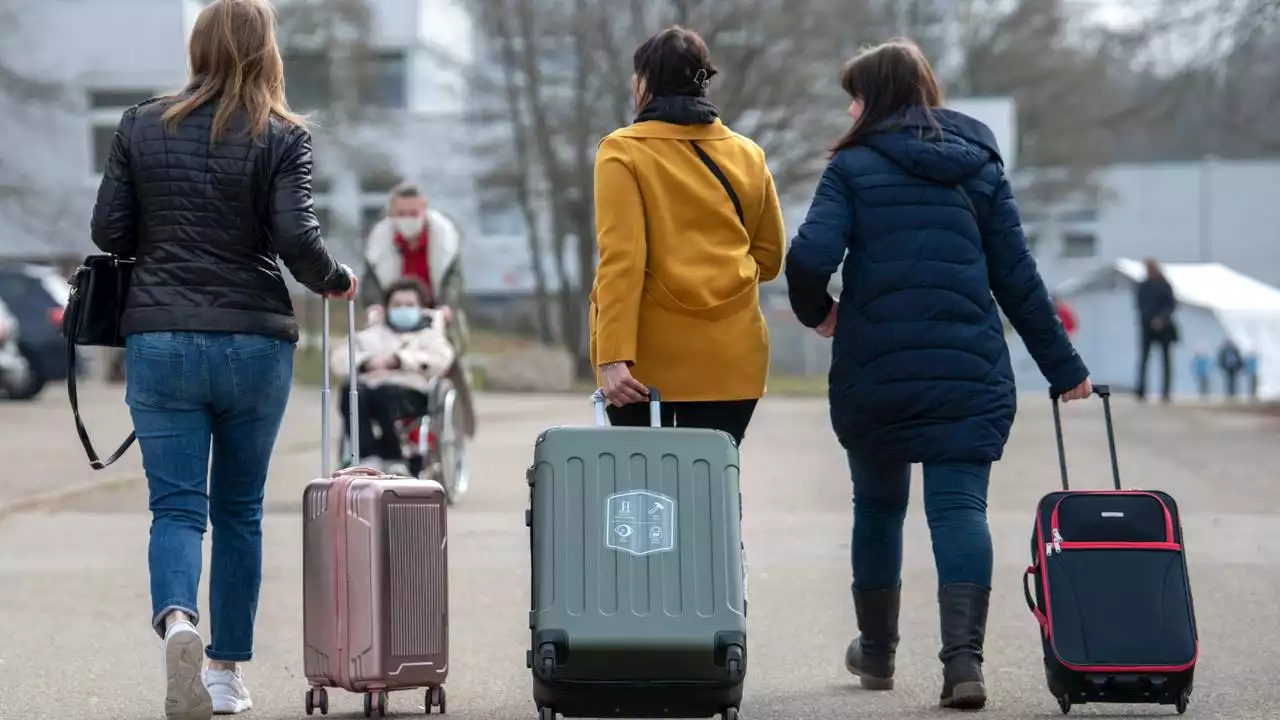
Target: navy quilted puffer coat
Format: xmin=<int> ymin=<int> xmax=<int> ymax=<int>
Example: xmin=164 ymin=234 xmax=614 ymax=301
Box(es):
xmin=785 ymin=108 xmax=1088 ymax=463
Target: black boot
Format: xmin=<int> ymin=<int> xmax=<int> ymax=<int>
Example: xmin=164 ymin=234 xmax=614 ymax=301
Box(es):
xmin=844 ymin=585 xmax=900 ymax=690
xmin=938 ymin=583 xmax=989 ymax=709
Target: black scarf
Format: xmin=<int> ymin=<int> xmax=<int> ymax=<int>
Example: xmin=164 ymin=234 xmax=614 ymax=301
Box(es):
xmin=635 ymin=96 xmax=719 ymax=125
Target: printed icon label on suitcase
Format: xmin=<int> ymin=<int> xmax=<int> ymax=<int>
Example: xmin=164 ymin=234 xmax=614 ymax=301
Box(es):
xmin=605 ymin=490 xmax=676 ymax=556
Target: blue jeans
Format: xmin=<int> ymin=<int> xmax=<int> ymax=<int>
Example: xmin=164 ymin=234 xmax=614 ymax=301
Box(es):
xmin=848 ymin=452 xmax=993 ymax=591
xmin=126 ymin=332 xmax=294 ymax=662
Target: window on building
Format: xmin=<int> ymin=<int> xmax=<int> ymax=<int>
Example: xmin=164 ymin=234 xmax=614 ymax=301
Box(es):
xmin=358 ymin=51 xmax=408 ymax=109
xmin=312 ymin=175 xmax=332 ymax=195
xmin=1061 ymin=232 xmax=1097 ymax=259
xmin=90 ymin=123 xmax=118 ymax=173
xmin=283 ymin=52 xmax=332 ymax=110
xmin=478 ymin=194 xmax=525 ymax=236
xmin=1025 ymin=233 xmax=1040 ymax=253
xmin=1058 ymin=207 xmax=1099 ymax=223
xmin=360 ymin=168 xmax=402 ymax=195
xmin=88 ymin=89 xmax=157 ymax=108
xmin=362 ymin=205 xmax=385 ymax=235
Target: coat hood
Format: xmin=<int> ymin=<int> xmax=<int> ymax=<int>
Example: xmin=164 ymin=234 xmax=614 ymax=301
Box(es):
xmin=860 ymin=107 xmax=1003 ymax=185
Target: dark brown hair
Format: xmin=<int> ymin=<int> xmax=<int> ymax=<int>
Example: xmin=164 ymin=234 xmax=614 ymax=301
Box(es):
xmin=632 ymin=26 xmax=717 ymax=109
xmin=1143 ymin=258 xmax=1165 ymax=281
xmin=830 ymin=38 xmax=944 ymax=156
xmin=162 ymin=0 xmax=305 ymax=143
xmin=383 ymin=276 xmax=433 ymax=308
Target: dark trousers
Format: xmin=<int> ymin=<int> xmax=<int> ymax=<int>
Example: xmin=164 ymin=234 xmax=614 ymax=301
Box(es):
xmin=339 ymin=382 xmax=408 ymax=461
xmin=1136 ymin=331 xmax=1172 ymax=401
xmin=847 ymin=452 xmax=993 ymax=590
xmin=605 ymin=399 xmax=758 ymax=446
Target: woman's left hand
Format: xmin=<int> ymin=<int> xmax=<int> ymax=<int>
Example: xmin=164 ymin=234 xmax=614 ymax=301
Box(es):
xmin=815 ymin=301 xmax=839 ymax=338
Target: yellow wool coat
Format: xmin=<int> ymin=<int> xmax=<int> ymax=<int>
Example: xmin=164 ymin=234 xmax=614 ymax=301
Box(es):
xmin=589 ymin=118 xmax=787 ymax=402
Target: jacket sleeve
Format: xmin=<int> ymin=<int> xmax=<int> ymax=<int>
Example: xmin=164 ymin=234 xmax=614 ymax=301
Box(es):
xmin=437 ymin=263 xmax=471 ymax=354
xmin=90 ymin=108 xmax=140 ymax=256
xmin=270 ymin=129 xmax=351 ymax=295
xmin=591 ymin=136 xmax=646 ymax=367
xmin=749 ymin=165 xmax=786 ymax=282
xmin=784 ymin=159 xmax=850 ymax=327
xmin=981 ymin=171 xmax=1089 ymax=393
xmin=395 ymin=328 xmax=457 ymax=378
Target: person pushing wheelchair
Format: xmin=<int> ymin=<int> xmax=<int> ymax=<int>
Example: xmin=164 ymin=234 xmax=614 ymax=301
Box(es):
xmin=331 ymin=277 xmax=455 ymax=476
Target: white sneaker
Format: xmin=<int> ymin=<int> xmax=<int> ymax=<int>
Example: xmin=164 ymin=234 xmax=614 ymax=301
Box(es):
xmin=385 ymin=461 xmax=410 ymax=477
xmin=357 ymin=456 xmax=384 ymax=471
xmin=204 ymin=666 xmax=253 ymax=715
xmin=163 ymin=621 xmax=213 ymax=720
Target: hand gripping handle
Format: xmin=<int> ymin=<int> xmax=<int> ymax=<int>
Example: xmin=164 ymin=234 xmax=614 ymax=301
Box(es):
xmin=592 ymin=387 xmax=662 ymax=427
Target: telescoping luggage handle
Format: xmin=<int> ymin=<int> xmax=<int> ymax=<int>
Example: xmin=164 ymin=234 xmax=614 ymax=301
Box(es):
xmin=591 ymin=387 xmax=662 ymax=427
xmin=1049 ymin=384 xmax=1120 ymax=491
xmin=320 ymin=298 xmax=360 ymax=478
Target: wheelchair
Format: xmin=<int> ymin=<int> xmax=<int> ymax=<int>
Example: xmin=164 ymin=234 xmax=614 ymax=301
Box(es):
xmin=338 ymin=374 xmax=469 ymax=505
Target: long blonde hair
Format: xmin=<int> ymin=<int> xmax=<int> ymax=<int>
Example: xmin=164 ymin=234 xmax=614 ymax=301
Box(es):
xmin=162 ymin=0 xmax=307 ymax=142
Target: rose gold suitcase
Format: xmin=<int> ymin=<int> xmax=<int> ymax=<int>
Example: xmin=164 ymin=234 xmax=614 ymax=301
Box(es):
xmin=302 ymin=298 xmax=450 ymax=717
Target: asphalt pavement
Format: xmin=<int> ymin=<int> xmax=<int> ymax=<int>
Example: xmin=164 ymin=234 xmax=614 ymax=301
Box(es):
xmin=1 ymin=384 xmax=1277 ymax=719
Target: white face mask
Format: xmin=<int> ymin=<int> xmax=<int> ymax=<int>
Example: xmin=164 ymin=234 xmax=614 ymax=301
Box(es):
xmin=392 ymin=215 xmax=425 ymax=238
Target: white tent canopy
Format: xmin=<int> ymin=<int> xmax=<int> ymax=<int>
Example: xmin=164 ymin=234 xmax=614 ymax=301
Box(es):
xmin=1054 ymin=259 xmax=1280 ymax=399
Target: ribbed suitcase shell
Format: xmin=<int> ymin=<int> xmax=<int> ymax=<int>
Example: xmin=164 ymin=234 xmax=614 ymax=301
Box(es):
xmin=527 ymin=425 xmax=747 ymax=718
xmin=303 ymin=473 xmax=449 ymax=693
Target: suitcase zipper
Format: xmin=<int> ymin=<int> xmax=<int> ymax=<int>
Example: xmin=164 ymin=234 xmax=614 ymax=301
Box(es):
xmin=1055 ymin=540 xmax=1182 ymax=551
xmin=1049 ymin=491 xmax=1175 ymax=549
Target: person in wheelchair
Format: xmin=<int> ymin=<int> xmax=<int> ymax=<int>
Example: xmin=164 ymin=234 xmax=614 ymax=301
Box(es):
xmin=331 ymin=277 xmax=456 ymax=476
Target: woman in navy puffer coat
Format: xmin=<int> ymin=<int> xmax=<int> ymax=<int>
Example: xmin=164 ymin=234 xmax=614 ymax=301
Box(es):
xmin=785 ymin=39 xmax=1092 ymax=711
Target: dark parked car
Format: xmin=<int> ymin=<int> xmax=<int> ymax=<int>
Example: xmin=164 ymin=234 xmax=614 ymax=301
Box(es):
xmin=0 ymin=263 xmax=71 ymax=400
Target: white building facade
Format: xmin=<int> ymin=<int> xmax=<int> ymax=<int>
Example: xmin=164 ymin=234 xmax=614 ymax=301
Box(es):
xmin=0 ymin=0 xmax=480 ymax=275
xmin=1024 ymin=159 xmax=1280 ymax=291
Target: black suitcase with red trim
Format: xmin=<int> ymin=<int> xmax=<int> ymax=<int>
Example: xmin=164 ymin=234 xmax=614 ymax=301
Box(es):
xmin=1024 ymin=385 xmax=1198 ymax=715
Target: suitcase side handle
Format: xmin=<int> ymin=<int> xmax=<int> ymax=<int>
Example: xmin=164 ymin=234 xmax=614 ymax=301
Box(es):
xmin=1049 ymin=384 xmax=1120 ymax=491
xmin=591 ymin=387 xmax=662 ymax=427
xmin=1024 ymin=564 xmax=1048 ymax=634
xmin=321 ymin=297 xmax=360 ymax=478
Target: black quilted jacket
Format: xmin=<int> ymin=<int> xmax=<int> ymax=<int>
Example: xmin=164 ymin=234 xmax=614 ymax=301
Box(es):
xmin=90 ymin=96 xmax=350 ymax=343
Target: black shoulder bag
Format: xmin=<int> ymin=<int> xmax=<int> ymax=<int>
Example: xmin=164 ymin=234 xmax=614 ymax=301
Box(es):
xmin=63 ymin=254 xmax=136 ymax=469
xmin=690 ymin=141 xmax=745 ymax=226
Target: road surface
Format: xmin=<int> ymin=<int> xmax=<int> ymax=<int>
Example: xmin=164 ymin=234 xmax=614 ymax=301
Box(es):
xmin=0 ymin=385 xmax=1276 ymax=718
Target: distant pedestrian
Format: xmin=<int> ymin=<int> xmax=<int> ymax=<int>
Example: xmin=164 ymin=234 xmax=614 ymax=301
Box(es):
xmin=784 ymin=38 xmax=1091 ymax=710
xmin=89 ymin=0 xmax=356 ymax=717
xmin=1192 ymin=344 xmax=1212 ymax=397
xmin=1135 ymin=258 xmax=1178 ymax=402
xmin=363 ymin=182 xmax=471 ymax=354
xmin=1218 ymin=339 xmax=1244 ymax=400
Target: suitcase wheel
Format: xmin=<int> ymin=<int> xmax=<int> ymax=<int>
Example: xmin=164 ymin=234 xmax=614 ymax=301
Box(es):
xmin=721 ymin=707 xmax=740 ymax=720
xmin=537 ymin=705 xmax=556 ymax=720
xmin=1176 ymin=689 xmax=1190 ymax=715
xmin=362 ymin=690 xmax=388 ymax=718
xmin=304 ymin=687 xmax=329 ymax=716
xmin=1057 ymin=694 xmax=1071 ymax=714
xmin=426 ymin=685 xmax=446 ymax=714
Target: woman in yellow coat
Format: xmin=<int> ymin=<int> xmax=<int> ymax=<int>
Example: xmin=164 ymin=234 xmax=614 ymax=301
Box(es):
xmin=590 ymin=26 xmax=786 ymax=444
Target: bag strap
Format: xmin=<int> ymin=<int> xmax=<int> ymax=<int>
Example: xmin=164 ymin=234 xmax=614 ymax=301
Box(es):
xmin=690 ymin=141 xmax=745 ymax=226
xmin=67 ymin=340 xmax=135 ymax=470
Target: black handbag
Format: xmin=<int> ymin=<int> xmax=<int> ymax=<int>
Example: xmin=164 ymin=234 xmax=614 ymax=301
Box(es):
xmin=63 ymin=254 xmax=136 ymax=469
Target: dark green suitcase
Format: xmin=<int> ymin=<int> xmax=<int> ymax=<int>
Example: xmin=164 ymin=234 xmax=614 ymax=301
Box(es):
xmin=525 ymin=390 xmax=747 ymax=720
